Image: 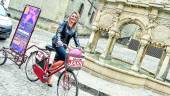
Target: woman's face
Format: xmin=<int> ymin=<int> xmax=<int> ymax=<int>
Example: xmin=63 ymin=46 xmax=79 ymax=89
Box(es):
xmin=69 ymin=13 xmax=79 ymax=24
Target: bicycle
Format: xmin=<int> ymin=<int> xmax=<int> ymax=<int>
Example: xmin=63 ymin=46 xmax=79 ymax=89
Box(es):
xmin=0 ymin=48 xmax=7 ymax=65
xmin=25 ymin=45 xmax=84 ymax=96
xmin=0 ymin=47 xmax=28 ymax=67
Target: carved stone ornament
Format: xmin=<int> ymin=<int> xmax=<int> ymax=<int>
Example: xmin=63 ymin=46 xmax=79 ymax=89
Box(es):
xmin=140 ymin=33 xmax=151 ymax=45
xmin=98 ymin=13 xmax=115 ymax=30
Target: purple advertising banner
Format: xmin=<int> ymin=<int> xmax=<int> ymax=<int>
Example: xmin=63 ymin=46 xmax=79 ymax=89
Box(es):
xmin=10 ymin=5 xmax=41 ymax=55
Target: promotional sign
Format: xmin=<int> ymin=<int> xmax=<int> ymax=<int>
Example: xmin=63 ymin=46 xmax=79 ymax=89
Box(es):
xmin=10 ymin=5 xmax=41 ymax=55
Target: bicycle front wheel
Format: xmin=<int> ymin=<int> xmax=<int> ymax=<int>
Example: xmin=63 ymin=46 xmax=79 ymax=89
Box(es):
xmin=0 ymin=49 xmax=7 ymax=65
xmin=25 ymin=51 xmax=39 ymax=82
xmin=57 ymin=70 xmax=78 ymax=96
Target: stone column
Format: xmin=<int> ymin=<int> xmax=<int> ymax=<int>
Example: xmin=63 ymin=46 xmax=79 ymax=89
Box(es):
xmin=99 ymin=7 xmax=122 ymax=60
xmin=85 ymin=9 xmax=102 ymax=53
xmin=155 ymin=50 xmax=166 ymax=78
xmin=100 ymin=31 xmax=120 ymax=59
xmin=86 ymin=28 xmax=101 ymax=53
xmin=131 ymin=34 xmax=151 ymax=71
xmin=156 ymin=46 xmax=170 ymax=80
xmin=156 ymin=54 xmax=170 ymax=80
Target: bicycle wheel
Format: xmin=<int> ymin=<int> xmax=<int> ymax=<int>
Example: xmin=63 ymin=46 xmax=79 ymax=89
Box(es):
xmin=57 ymin=70 xmax=78 ymax=96
xmin=0 ymin=49 xmax=7 ymax=65
xmin=25 ymin=51 xmax=39 ymax=82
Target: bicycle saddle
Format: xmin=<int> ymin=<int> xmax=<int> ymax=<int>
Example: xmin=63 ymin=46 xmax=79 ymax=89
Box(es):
xmin=45 ymin=45 xmax=55 ymax=51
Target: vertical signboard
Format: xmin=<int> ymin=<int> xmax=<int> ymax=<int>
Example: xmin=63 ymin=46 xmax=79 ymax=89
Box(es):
xmin=10 ymin=5 xmax=41 ymax=55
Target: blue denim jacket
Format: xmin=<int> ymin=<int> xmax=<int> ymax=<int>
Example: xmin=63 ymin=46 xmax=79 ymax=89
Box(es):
xmin=52 ymin=21 xmax=80 ymax=47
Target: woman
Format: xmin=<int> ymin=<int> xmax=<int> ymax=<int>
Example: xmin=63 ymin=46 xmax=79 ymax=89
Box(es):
xmin=47 ymin=11 xmax=81 ymax=87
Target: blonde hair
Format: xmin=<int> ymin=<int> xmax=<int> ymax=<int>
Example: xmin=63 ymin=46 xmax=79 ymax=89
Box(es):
xmin=68 ymin=11 xmax=80 ymax=28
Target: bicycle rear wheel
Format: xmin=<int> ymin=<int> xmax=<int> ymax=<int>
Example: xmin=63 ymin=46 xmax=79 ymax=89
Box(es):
xmin=25 ymin=51 xmax=39 ymax=82
xmin=0 ymin=49 xmax=7 ymax=65
xmin=57 ymin=70 xmax=78 ymax=96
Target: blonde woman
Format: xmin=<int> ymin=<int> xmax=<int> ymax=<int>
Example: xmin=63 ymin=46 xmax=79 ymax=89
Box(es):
xmin=48 ymin=12 xmax=81 ymax=87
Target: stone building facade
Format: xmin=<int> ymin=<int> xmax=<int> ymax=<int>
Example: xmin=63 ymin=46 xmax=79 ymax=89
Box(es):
xmin=0 ymin=0 xmax=10 ymax=9
xmin=9 ymin=0 xmax=96 ymax=34
xmin=86 ymin=0 xmax=170 ymax=80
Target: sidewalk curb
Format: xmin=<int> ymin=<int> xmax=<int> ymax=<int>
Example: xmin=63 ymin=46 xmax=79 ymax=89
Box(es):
xmin=78 ymin=81 xmax=109 ymax=96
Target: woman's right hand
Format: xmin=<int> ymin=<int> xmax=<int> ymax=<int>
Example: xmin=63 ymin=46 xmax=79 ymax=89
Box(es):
xmin=57 ymin=41 xmax=63 ymax=46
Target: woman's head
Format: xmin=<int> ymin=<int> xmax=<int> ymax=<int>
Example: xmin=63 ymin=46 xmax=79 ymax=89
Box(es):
xmin=68 ymin=11 xmax=80 ymax=28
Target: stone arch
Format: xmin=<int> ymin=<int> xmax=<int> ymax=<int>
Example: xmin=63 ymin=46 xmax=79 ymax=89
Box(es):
xmin=115 ymin=18 xmax=146 ymax=45
xmin=117 ymin=18 xmax=146 ymax=33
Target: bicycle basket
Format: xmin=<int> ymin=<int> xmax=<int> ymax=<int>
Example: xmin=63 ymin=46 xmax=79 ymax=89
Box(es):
xmin=67 ymin=48 xmax=84 ymax=70
xmin=35 ymin=50 xmax=48 ymax=69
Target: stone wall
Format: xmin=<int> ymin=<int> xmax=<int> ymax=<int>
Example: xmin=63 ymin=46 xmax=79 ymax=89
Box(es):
xmin=9 ymin=0 xmax=69 ymax=32
xmin=8 ymin=0 xmax=96 ymax=35
xmin=107 ymin=0 xmax=170 ymax=4
xmin=65 ymin=0 xmax=96 ymax=35
xmin=158 ymin=12 xmax=170 ymax=29
xmin=9 ymin=0 xmax=69 ymax=22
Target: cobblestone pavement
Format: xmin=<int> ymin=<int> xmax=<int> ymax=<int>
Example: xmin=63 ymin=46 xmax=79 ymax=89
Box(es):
xmin=0 ymin=19 xmax=166 ymax=96
xmin=0 ymin=20 xmax=93 ymax=96
xmin=0 ymin=61 xmax=93 ymax=96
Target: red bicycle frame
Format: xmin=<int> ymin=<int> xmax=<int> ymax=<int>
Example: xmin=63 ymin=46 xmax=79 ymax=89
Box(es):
xmin=33 ymin=51 xmax=67 ymax=83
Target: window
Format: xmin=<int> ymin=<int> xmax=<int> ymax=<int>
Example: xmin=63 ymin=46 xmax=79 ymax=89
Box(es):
xmin=120 ymin=23 xmax=142 ymax=38
xmin=89 ymin=11 xmax=95 ymax=24
xmin=117 ymin=23 xmax=142 ymax=45
xmin=78 ymin=3 xmax=84 ymax=17
xmin=88 ymin=2 xmax=93 ymax=16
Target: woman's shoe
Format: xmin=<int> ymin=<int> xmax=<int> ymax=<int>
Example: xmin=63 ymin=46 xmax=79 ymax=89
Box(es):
xmin=47 ymin=83 xmax=53 ymax=87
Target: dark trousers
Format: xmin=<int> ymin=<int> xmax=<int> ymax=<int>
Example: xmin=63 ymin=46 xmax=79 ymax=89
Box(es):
xmin=52 ymin=43 xmax=66 ymax=61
